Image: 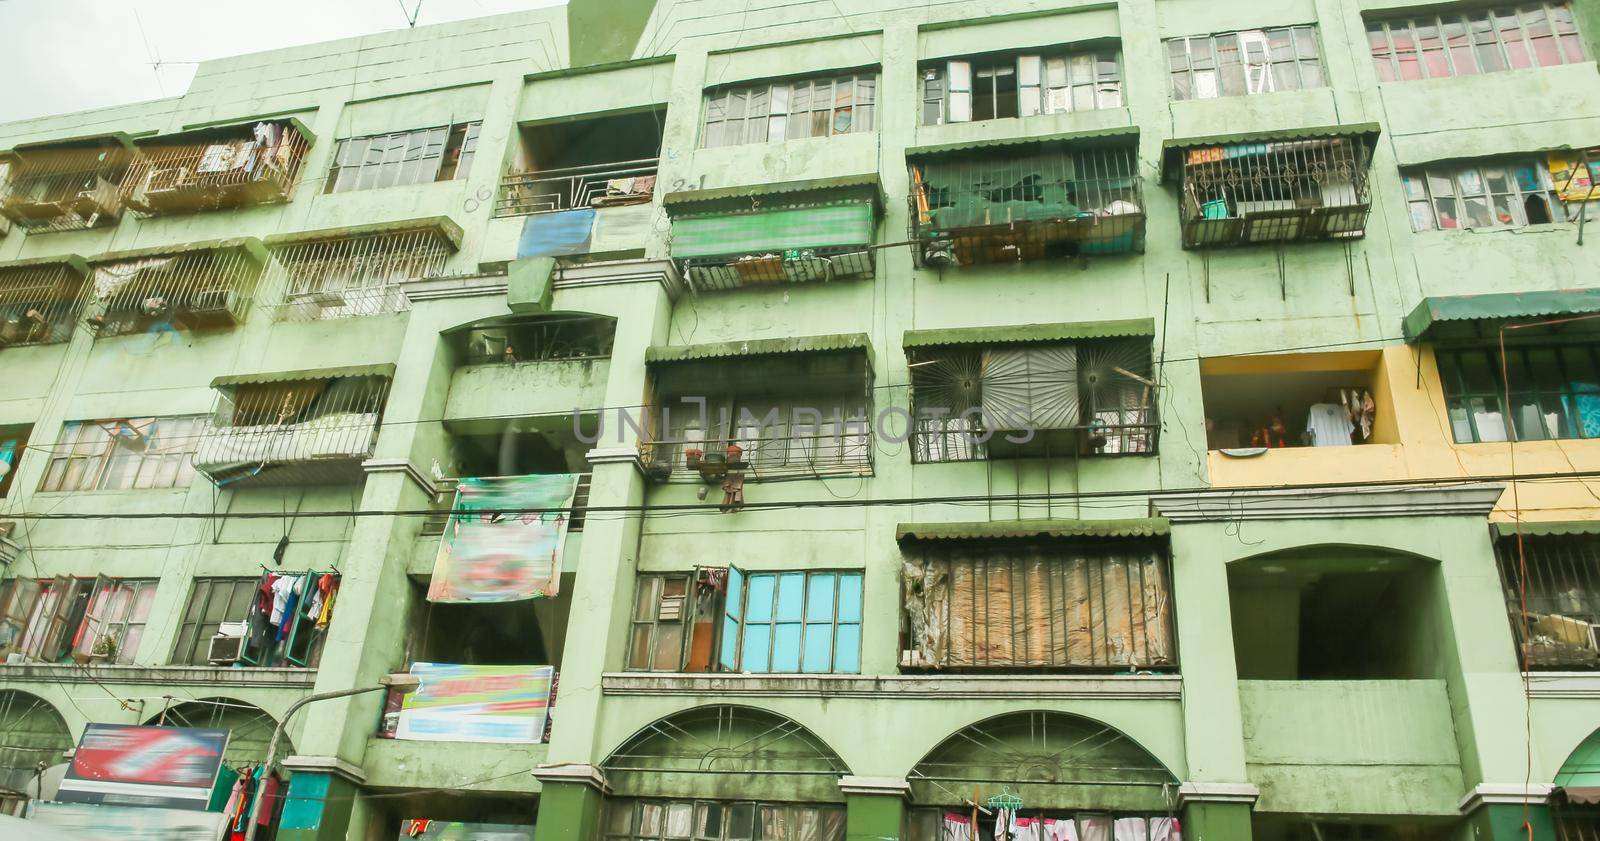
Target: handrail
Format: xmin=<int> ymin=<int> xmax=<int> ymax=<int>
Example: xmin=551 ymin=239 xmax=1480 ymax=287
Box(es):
xmin=495 ymin=158 xmax=660 ymax=217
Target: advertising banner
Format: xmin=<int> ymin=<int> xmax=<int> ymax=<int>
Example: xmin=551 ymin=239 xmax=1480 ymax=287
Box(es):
xmin=398 ymin=821 xmax=535 ymax=840
xmin=395 ymin=663 xmax=554 ymax=744
xmin=428 ymin=474 xmax=578 ymax=603
xmin=28 ymin=800 xmax=228 ymax=840
xmin=55 ymin=724 xmax=229 ymax=810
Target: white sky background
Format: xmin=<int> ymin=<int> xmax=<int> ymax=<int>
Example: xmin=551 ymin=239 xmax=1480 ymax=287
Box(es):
xmin=0 ymin=0 xmax=569 ymax=124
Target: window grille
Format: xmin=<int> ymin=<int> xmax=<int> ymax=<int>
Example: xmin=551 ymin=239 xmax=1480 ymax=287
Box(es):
xmin=324 ymin=122 xmax=481 ymax=194
xmin=682 ymin=247 xmax=875 ymax=291
xmin=496 ymin=158 xmax=659 ymax=217
xmin=605 ymin=799 xmax=846 ymax=841
xmin=1367 ymin=3 xmax=1584 ymax=82
xmin=268 ymin=228 xmax=452 ymax=321
xmin=196 ymin=374 xmax=391 ymax=486
xmin=653 ymin=400 xmax=875 ymax=481
xmin=1435 ymin=343 xmax=1600 ymax=444
xmin=40 ymin=417 xmax=205 ymax=493
xmin=0 ymin=260 xmax=88 ymax=348
xmin=0 ymin=144 xmax=130 ymax=233
xmin=901 ymin=539 xmax=1175 ymax=670
xmin=1401 ymin=157 xmax=1577 ymax=231
xmin=460 ymin=317 xmax=616 ymax=365
xmin=1167 ymin=26 xmax=1324 ymax=100
xmin=123 ymin=121 xmax=310 ymax=215
xmin=89 ymin=247 xmax=264 ymax=337
xmin=1496 ymin=534 xmax=1600 ymax=670
xmin=909 ymin=146 xmax=1144 ymax=265
xmin=1556 ymin=804 xmax=1600 ymax=841
xmin=702 ymin=74 xmax=877 ymax=148
xmin=1176 ymin=135 xmax=1374 ymax=248
xmin=921 ymin=49 xmax=1122 ymax=125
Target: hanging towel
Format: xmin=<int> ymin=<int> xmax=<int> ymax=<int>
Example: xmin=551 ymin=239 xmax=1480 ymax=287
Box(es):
xmin=317 ymin=579 xmax=339 ymax=630
xmin=277 ymin=577 xmax=302 ymax=641
xmin=1077 ymin=816 xmax=1111 ymax=841
xmin=943 ymin=812 xmax=974 ymax=841
xmin=1041 ymin=818 xmax=1079 ymax=841
xmin=1148 ymin=818 xmax=1180 ymax=841
xmin=1011 ymin=816 xmax=1043 ymax=841
xmin=1112 ymin=818 xmax=1149 ymax=841
xmin=993 ymin=809 xmax=1013 ymax=841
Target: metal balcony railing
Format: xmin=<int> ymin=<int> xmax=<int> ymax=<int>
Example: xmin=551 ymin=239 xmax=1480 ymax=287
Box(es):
xmin=195 ymin=375 xmax=391 ymax=487
xmin=648 ymin=429 xmax=875 ymax=482
xmin=494 ymin=158 xmax=659 ymax=217
xmin=1497 ymin=535 xmax=1600 ymax=670
xmin=89 ymin=248 xmax=264 ymax=337
xmin=268 ymin=228 xmax=451 ymax=322
xmin=1177 ymin=136 xmax=1374 ymax=248
xmin=909 ymin=147 xmax=1145 ymax=266
xmin=0 ymin=147 xmax=129 ymax=233
xmin=123 ymin=121 xmax=310 ymax=215
xmin=421 ymin=473 xmax=593 ymax=536
xmin=682 ymin=247 xmax=875 ymax=292
xmin=0 ymin=260 xmax=88 ymax=348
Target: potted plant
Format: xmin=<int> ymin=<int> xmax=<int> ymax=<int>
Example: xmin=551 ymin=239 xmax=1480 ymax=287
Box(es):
xmin=90 ymin=632 xmax=119 ymax=664
xmin=683 ymin=425 xmax=704 ymax=470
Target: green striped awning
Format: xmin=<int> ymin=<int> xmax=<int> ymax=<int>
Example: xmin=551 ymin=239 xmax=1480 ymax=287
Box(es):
xmin=646 ymin=333 xmax=871 ymax=364
xmin=1159 ymin=122 xmax=1380 ymax=182
xmin=670 ymin=203 xmax=875 ymax=259
xmin=904 ymin=318 xmax=1156 ymax=348
xmin=1558 ymin=729 xmax=1600 ymax=802
xmin=211 ymin=363 xmax=396 ymax=388
xmin=1492 ymin=520 xmax=1600 ymax=538
xmin=897 ymin=518 xmax=1170 ymax=541
xmin=1403 ymin=290 xmax=1600 ymax=342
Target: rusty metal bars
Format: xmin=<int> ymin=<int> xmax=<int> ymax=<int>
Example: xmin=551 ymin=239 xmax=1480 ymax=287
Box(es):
xmin=123 ymin=122 xmax=309 ymax=214
xmin=90 ymin=249 xmax=262 ymax=337
xmin=268 ymin=229 xmax=451 ymax=321
xmin=0 ymin=263 xmax=88 ymax=348
xmin=1178 ymin=136 xmax=1373 ymax=248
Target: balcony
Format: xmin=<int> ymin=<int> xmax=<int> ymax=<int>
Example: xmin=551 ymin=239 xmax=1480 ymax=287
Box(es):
xmin=497 ymin=108 xmax=663 ymax=217
xmin=422 ymin=473 xmax=593 ymax=537
xmin=0 ymin=135 xmax=134 ymax=233
xmin=123 ymin=119 xmax=312 ymax=215
xmin=265 ymin=217 xmax=461 ymax=322
xmin=1495 ymin=528 xmax=1600 ymax=670
xmin=665 ymin=176 xmax=880 ymax=293
xmin=0 ymin=255 xmax=89 ymax=349
xmin=496 ymin=158 xmax=658 ymax=217
xmin=195 ymin=365 xmax=393 ymax=487
xmin=1166 ymin=125 xmax=1378 ymax=249
xmin=86 ymin=239 xmax=268 ymax=337
xmin=1202 ymin=350 xmax=1390 ymax=460
xmin=908 ymin=135 xmax=1145 ymax=267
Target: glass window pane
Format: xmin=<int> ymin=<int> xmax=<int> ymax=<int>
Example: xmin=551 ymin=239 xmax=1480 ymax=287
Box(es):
xmin=744 ymin=575 xmax=774 ymax=622
xmin=836 ymin=574 xmax=862 ymax=622
xmin=802 ymin=623 xmax=834 ymax=672
xmin=774 ymin=574 xmax=805 ymax=621
xmin=805 ymin=574 xmax=836 ymax=621
xmin=667 ymin=803 xmax=694 ymax=838
xmin=771 ymin=623 xmax=802 ymax=671
xmin=833 ymin=624 xmax=861 ymax=673
xmin=652 ymin=624 xmax=683 ymax=671
xmin=728 ymin=804 xmax=756 ymax=841
xmin=742 ymin=624 xmax=772 ymax=672
xmin=641 ymin=803 xmax=663 ymax=837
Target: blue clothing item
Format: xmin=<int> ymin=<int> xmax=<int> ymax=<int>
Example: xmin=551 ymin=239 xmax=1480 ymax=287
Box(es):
xmin=277 ymin=579 xmax=300 ymax=642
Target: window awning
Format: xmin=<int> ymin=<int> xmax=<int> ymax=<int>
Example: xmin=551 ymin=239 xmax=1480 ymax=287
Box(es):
xmin=1493 ymin=520 xmax=1600 ymax=538
xmin=1557 ymin=729 xmax=1600 ymax=802
xmin=904 ymin=318 xmax=1155 ymax=349
xmin=263 ymin=216 xmax=464 ymax=250
xmin=160 ymin=115 xmax=317 ymax=147
xmin=663 ymin=173 xmax=881 ymax=211
xmin=646 ymin=333 xmax=871 ymax=365
xmin=669 ymin=203 xmax=876 ymax=260
xmin=0 ymin=254 xmax=90 ymax=277
xmin=8 ymin=131 xmax=138 ymax=154
xmin=1159 ymin=122 xmax=1381 ymax=183
xmin=211 ymin=363 xmax=396 ymax=388
xmin=905 ymin=125 xmax=1139 ymax=159
xmin=897 ymin=518 xmax=1171 ymax=541
xmin=1403 ymin=289 xmax=1600 ymax=342
xmin=88 ymin=237 xmax=269 ymax=266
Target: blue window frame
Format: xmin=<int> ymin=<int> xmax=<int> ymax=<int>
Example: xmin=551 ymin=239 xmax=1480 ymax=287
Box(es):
xmin=722 ymin=569 xmax=861 ymax=674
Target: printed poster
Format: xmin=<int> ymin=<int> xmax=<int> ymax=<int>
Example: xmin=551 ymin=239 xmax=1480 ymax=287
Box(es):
xmin=428 ymin=474 xmax=578 ymax=603
xmin=1548 ymin=150 xmax=1600 ymax=203
xmin=395 ymin=663 xmax=555 ymax=744
xmin=56 ymin=724 xmax=229 ymax=810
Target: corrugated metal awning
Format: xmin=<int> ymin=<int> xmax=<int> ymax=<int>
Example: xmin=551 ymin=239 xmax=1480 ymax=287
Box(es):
xmin=263 ymin=216 xmax=464 ymax=250
xmin=905 ymin=125 xmax=1139 ymax=159
xmin=1564 ymin=787 xmax=1600 ymax=805
xmin=211 ymin=363 xmax=396 ymax=388
xmin=1403 ymin=289 xmax=1600 ymax=342
xmin=156 ymin=115 xmax=318 ymax=148
xmin=88 ymin=237 xmax=268 ymax=266
xmin=0 ymin=254 xmax=89 ymax=276
xmin=1493 ymin=520 xmax=1600 ymax=538
xmin=897 ymin=518 xmax=1171 ymax=541
xmin=904 ymin=318 xmax=1156 ymax=348
xmin=664 ymin=174 xmax=881 ymax=212
xmin=9 ymin=131 xmax=138 ymax=153
xmin=646 ymin=333 xmax=871 ymax=364
xmin=1159 ymin=122 xmax=1381 ymax=182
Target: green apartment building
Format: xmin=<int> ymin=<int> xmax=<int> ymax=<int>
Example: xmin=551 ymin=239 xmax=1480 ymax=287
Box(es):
xmin=2 ymin=0 xmax=1600 ymax=839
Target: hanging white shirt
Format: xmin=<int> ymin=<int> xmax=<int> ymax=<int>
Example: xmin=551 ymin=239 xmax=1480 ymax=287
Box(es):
xmin=1305 ymin=403 xmax=1354 ymax=446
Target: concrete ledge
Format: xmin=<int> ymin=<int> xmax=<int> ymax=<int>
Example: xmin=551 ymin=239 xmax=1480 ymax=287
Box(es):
xmin=839 ymin=776 xmax=911 ymax=798
xmin=555 ymin=258 xmax=682 ymax=299
xmin=532 ymin=763 xmax=610 ymax=793
xmin=363 ymin=738 xmax=545 ymax=793
xmin=1178 ymin=782 xmax=1260 ymax=806
xmin=1459 ymin=783 xmax=1555 ymax=812
xmin=283 ymin=755 xmax=367 ymax=785
xmin=0 ymin=663 xmax=318 ymax=688
xmin=1524 ymin=672 xmax=1600 ymax=698
xmin=1152 ymin=483 xmax=1505 ymax=522
xmin=401 ymin=273 xmax=509 ymax=302
xmin=600 ymin=673 xmax=1182 ymax=699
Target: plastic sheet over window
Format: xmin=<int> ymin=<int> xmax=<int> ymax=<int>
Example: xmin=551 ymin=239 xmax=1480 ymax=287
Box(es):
xmin=901 ymin=540 xmax=1175 ymax=670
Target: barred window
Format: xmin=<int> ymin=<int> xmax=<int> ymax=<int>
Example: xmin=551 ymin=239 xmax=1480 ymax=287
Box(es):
xmin=325 ymin=122 xmax=481 ymax=194
xmin=1435 ymin=344 xmax=1600 ymax=443
xmin=921 ymin=49 xmax=1122 ymax=125
xmin=901 ymin=539 xmax=1175 ymax=670
xmin=605 ymin=798 xmax=846 ymax=841
xmin=40 ymin=417 xmax=205 ymax=493
xmin=702 ymin=74 xmax=876 ymax=148
xmin=1167 ymin=26 xmax=1323 ymax=100
xmin=1367 ymin=3 xmax=1583 ymax=82
xmin=1401 ymin=158 xmax=1573 ymax=231
xmin=1495 ymin=534 xmax=1600 ymax=671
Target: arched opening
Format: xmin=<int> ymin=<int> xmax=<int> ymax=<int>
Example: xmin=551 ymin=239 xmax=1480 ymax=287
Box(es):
xmin=145 ymin=698 xmax=285 ymax=766
xmin=905 ymin=711 xmax=1178 ymax=841
xmin=599 ymin=706 xmax=850 ymax=841
xmin=0 ymin=691 xmax=72 ymax=816
xmin=1555 ymin=727 xmax=1600 ymax=838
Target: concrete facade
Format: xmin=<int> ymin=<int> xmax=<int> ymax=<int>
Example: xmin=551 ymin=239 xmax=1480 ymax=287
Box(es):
xmin=2 ymin=0 xmax=1599 ymax=839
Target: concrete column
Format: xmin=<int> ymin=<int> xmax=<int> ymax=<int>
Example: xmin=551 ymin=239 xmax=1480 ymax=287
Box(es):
xmin=532 ymin=768 xmax=609 ymax=841
xmin=1179 ymin=800 xmax=1254 ymax=841
xmin=1463 ymin=800 xmax=1556 ymax=841
xmin=841 ymin=777 xmax=910 ymax=841
xmin=1169 ymin=527 xmax=1250 ymax=783
xmin=275 ymin=771 xmax=360 ymax=841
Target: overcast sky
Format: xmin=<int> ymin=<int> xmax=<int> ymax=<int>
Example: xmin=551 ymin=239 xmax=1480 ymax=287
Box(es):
xmin=0 ymin=0 xmax=568 ymax=124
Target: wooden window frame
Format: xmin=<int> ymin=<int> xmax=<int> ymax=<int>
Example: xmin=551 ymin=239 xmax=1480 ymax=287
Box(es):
xmin=324 ymin=122 xmax=484 ymax=194
xmin=701 ymin=74 xmax=877 ymax=149
xmin=1167 ymin=26 xmax=1324 ymax=101
xmin=39 ymin=416 xmax=205 ymax=493
xmin=1367 ymin=2 xmax=1584 ymax=82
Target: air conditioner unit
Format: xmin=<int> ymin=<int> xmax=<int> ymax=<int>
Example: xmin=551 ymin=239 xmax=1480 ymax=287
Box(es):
xmin=187 ymin=288 xmax=238 ymax=313
xmin=207 ymin=634 xmax=245 ymax=665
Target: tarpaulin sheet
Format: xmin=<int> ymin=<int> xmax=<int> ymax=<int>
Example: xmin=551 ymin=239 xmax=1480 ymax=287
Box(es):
xmin=395 ymin=663 xmax=555 ymax=744
xmin=670 ymin=203 xmax=873 ymax=258
xmin=518 ymin=208 xmax=595 ymax=258
xmin=428 ymin=474 xmax=578 ymax=603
